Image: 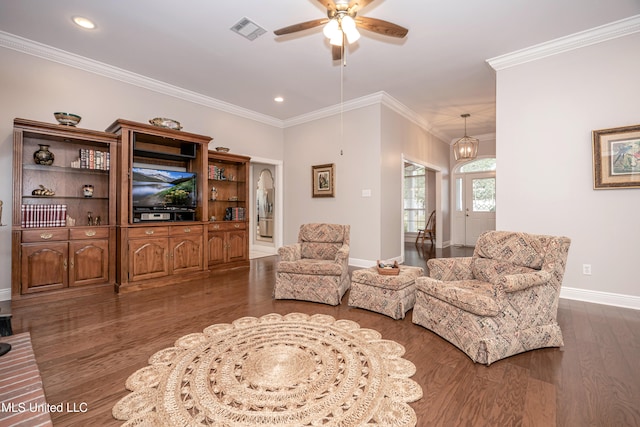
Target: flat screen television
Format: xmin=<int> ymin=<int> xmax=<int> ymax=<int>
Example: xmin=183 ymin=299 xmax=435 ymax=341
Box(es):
xmin=131 ymin=167 xmax=197 ymax=209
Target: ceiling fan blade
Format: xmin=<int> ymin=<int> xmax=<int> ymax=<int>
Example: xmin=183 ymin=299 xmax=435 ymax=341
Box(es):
xmin=355 ymin=16 xmax=408 ymax=38
xmin=317 ymin=0 xmax=336 ymax=11
xmin=348 ymin=0 xmax=375 ymax=12
xmin=332 ymin=45 xmax=343 ymax=61
xmin=274 ymin=18 xmax=329 ymax=36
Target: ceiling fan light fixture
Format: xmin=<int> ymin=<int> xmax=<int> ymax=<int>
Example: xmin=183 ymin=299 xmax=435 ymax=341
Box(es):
xmin=345 ymin=27 xmax=360 ymax=44
xmin=323 ymin=19 xmax=340 ymax=39
xmin=341 ymin=15 xmax=356 ymax=31
xmin=453 ymin=114 xmax=479 ymax=161
xmin=330 ymin=33 xmax=344 ymax=46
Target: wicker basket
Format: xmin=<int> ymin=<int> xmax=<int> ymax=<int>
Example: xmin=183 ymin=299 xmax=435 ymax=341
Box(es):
xmin=376 ymin=260 xmax=400 ymax=275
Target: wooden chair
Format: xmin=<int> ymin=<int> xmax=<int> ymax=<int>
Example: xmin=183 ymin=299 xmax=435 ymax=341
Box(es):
xmin=416 ymin=210 xmax=436 ymax=245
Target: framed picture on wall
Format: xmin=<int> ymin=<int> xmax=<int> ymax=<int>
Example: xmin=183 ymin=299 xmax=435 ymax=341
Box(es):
xmin=593 ymin=124 xmax=640 ymax=189
xmin=312 ymin=163 xmax=335 ymax=197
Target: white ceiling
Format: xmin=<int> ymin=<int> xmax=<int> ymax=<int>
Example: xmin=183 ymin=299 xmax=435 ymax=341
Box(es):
xmin=1 ymin=0 xmax=639 ymax=141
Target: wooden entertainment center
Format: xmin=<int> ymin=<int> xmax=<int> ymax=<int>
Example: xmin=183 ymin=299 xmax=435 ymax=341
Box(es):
xmin=11 ymin=118 xmax=250 ymax=304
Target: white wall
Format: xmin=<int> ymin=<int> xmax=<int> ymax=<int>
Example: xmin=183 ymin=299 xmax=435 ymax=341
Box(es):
xmin=381 ymin=105 xmax=451 ymax=254
xmin=0 ymin=47 xmax=284 ymax=299
xmin=495 ymin=32 xmax=640 ymax=307
xmin=281 ymin=104 xmax=450 ymax=266
xmin=282 ymin=105 xmax=383 ymax=264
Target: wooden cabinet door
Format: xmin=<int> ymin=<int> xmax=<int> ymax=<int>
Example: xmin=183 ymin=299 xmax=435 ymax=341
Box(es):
xmin=227 ymin=230 xmax=247 ymax=262
xmin=170 ymin=235 xmax=203 ymax=274
xmin=128 ymin=237 xmax=169 ymax=282
xmin=69 ymin=239 xmax=109 ymax=287
xmin=208 ymin=232 xmax=225 ymax=264
xmin=21 ymin=242 xmax=68 ymax=293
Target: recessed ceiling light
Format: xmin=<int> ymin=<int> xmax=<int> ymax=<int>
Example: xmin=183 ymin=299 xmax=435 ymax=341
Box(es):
xmin=72 ymin=16 xmax=96 ymax=30
xmin=274 ymin=97 xmax=284 ymax=103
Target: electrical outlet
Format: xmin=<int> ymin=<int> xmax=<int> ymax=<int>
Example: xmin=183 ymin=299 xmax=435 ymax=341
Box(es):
xmin=582 ymin=264 xmax=592 ymax=275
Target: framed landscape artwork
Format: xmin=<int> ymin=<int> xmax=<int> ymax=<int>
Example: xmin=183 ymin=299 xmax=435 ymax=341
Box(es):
xmin=312 ymin=163 xmax=335 ymax=198
xmin=592 ymin=124 xmax=640 ymax=189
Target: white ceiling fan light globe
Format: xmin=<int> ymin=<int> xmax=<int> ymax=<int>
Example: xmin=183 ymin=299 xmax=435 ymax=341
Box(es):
xmin=341 ymin=15 xmax=356 ymax=31
xmin=323 ymin=19 xmax=340 ymax=39
xmin=345 ymin=28 xmax=360 ymax=44
xmin=330 ymin=33 xmax=344 ymax=46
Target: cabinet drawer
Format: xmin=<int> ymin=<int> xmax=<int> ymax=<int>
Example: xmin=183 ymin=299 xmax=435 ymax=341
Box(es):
xmin=208 ymin=222 xmax=246 ymax=232
xmin=127 ymin=226 xmax=169 ymax=239
xmin=69 ymin=227 xmax=110 ymax=240
xmin=22 ymin=228 xmax=69 ymax=243
xmin=170 ymin=224 xmax=203 ymax=236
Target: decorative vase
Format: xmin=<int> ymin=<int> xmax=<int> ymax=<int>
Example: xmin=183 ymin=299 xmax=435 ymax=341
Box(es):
xmin=33 ymin=144 xmax=55 ymax=165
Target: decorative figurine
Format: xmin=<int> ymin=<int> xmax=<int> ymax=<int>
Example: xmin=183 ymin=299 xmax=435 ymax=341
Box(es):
xmin=83 ymin=184 xmax=94 ymax=197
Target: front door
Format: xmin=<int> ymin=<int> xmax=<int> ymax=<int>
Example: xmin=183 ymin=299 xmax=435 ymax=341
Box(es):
xmin=464 ymin=172 xmax=496 ymax=246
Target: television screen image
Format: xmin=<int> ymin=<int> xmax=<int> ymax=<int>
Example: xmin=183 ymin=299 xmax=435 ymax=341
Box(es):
xmin=132 ymin=167 xmax=197 ymax=208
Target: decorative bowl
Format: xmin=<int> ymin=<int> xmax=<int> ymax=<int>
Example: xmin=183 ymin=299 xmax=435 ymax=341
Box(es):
xmin=215 ymin=146 xmax=230 ymax=152
xmin=149 ymin=117 xmax=182 ymax=130
xmin=54 ymin=112 xmax=81 ymax=126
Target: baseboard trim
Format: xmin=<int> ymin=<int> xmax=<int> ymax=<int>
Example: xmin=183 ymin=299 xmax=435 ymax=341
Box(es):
xmin=560 ymin=286 xmax=640 ymax=310
xmin=345 ymin=266 xmax=640 ymax=311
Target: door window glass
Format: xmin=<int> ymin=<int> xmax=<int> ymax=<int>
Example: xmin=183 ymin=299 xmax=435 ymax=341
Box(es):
xmin=404 ymin=163 xmax=425 ymax=232
xmin=456 ymin=178 xmax=463 ymax=212
xmin=471 ymin=178 xmax=496 ymax=212
xmin=460 ymin=158 xmax=496 ymax=173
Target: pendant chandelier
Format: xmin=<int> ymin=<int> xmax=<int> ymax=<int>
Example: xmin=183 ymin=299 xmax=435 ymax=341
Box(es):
xmin=453 ymin=113 xmax=479 ymax=161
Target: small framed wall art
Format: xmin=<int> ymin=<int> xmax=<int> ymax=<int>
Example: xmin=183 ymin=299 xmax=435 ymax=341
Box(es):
xmin=592 ymin=123 xmax=640 ymax=189
xmin=312 ymin=163 xmax=335 ymax=198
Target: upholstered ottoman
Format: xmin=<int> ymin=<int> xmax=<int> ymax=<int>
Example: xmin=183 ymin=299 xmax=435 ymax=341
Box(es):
xmin=348 ymin=265 xmax=424 ymax=319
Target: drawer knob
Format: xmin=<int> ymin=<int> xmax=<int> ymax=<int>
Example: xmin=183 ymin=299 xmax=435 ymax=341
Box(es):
xmin=145 ymin=230 xmax=154 ymax=235
xmin=213 ymin=225 xmax=220 ymax=230
xmin=234 ymin=224 xmax=240 ymax=228
xmin=40 ymin=232 xmax=53 ymax=240
xmin=85 ymin=230 xmax=96 ymax=237
xmin=184 ymin=227 xmax=191 ymax=233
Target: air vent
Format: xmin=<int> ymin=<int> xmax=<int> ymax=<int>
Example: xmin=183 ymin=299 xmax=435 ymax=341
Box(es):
xmin=231 ymin=17 xmax=266 ymax=41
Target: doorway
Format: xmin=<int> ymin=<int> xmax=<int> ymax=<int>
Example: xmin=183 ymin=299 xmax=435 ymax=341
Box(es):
xmin=401 ymin=155 xmax=443 ymax=262
xmin=256 ymin=168 xmax=274 ymax=243
xmin=249 ymin=158 xmax=283 ymax=258
xmin=452 ymin=158 xmax=496 ymax=246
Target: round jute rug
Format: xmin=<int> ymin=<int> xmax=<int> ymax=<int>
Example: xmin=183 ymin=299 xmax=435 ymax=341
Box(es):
xmin=112 ymin=312 xmax=423 ymax=426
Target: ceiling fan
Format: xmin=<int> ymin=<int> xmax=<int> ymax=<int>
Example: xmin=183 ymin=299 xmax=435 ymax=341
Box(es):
xmin=274 ymin=0 xmax=408 ymax=61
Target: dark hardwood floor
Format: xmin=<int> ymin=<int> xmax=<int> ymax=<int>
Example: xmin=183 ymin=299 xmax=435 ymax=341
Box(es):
xmin=9 ymin=243 xmax=640 ymax=426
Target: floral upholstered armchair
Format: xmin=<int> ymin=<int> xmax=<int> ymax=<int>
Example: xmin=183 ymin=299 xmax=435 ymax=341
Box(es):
xmin=412 ymin=230 xmax=571 ymax=365
xmin=274 ymin=223 xmax=350 ymax=306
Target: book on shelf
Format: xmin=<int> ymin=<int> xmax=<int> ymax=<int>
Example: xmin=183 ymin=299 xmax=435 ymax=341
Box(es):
xmin=76 ymin=149 xmax=110 ymax=170
xmin=208 ymin=165 xmax=225 ymax=180
xmin=224 ymin=207 xmax=245 ymax=221
xmin=21 ymin=204 xmax=67 ymax=228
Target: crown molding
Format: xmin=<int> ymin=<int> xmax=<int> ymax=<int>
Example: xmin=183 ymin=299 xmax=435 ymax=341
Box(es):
xmin=487 ymin=14 xmax=640 ymax=71
xmin=282 ymin=91 xmax=385 ymax=127
xmin=283 ymin=91 xmax=448 ymax=142
xmin=0 ymin=30 xmax=284 ymax=128
xmin=379 ymin=92 xmax=450 ymax=143
xmin=0 ymin=30 xmax=445 ymax=139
